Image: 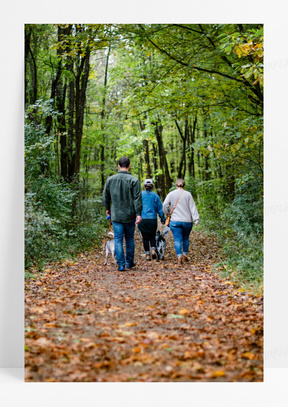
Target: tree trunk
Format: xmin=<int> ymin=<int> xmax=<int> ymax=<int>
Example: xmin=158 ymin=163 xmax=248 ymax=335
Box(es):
xmin=204 ymin=128 xmax=210 ymax=181
xmin=143 ymin=139 xmax=152 ymax=179
xmin=175 ymin=118 xmax=189 ymax=179
xmin=152 ymin=142 xmax=163 ymax=197
xmin=100 ymin=46 xmax=111 ymax=190
xmin=58 ymin=83 xmax=68 ymax=180
xmin=188 ymin=115 xmax=197 ymax=178
xmin=153 ymin=120 xmax=171 ymax=198
xmin=169 ymin=139 xmax=175 ymax=175
xmin=223 ymin=164 xmax=235 ymax=202
xmin=25 ymin=26 xmax=37 ymax=105
xmin=73 ymin=46 xmax=91 ymax=180
xmin=67 ymin=58 xmax=75 ymax=182
xmin=139 ymin=119 xmax=152 ymax=179
xmin=24 ymin=26 xmax=31 ymax=105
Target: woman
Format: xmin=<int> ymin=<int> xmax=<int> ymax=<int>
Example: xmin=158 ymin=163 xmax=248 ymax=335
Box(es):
xmin=138 ymin=179 xmax=166 ymax=260
xmin=163 ymin=179 xmax=199 ymax=264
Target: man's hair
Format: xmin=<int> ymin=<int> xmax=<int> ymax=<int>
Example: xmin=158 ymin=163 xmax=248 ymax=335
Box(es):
xmin=118 ymin=156 xmax=130 ymax=168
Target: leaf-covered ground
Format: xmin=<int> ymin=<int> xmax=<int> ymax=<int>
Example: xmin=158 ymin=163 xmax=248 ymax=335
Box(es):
xmin=25 ymin=226 xmax=263 ymax=382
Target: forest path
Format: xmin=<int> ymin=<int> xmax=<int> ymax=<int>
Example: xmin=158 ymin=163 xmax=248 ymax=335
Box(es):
xmin=25 ymin=226 xmax=263 ymax=382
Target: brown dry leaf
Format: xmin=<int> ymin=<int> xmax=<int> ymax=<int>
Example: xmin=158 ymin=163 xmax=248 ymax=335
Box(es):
xmin=179 ymin=308 xmax=190 ymax=315
xmin=184 ymin=351 xmax=193 ymax=359
xmin=30 ymin=307 xmax=44 ymax=314
xmin=242 ymin=352 xmax=256 ymax=360
xmin=25 ymin=228 xmax=263 ymax=382
xmin=34 ymin=337 xmax=53 ymax=347
xmin=146 ymin=331 xmax=159 ymax=340
xmin=119 ymin=322 xmax=138 ymax=328
xmin=83 ymin=342 xmax=97 ymax=349
xmin=191 ymin=362 xmax=205 ymax=371
xmin=210 ymin=370 xmax=226 ymax=378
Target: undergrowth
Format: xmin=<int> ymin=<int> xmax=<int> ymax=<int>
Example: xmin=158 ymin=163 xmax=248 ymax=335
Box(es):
xmin=193 ymin=175 xmax=263 ymax=292
xmin=197 ymin=208 xmax=263 ymax=292
xmin=25 ymin=195 xmax=107 ymax=275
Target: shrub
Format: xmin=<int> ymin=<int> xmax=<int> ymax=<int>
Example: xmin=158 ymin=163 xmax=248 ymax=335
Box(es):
xmin=25 ymin=100 xmax=106 ymax=270
xmin=195 ymin=173 xmax=263 ymax=285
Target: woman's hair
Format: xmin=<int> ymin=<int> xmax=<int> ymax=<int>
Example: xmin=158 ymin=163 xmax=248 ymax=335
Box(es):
xmin=176 ymin=178 xmax=185 ymax=188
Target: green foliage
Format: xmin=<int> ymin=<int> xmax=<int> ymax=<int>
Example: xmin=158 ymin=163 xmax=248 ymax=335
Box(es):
xmin=25 ymin=192 xmax=63 ymax=269
xmin=219 ymin=25 xmax=263 ymax=86
xmin=25 ymin=101 xmax=106 ymax=270
xmin=25 ymin=100 xmax=57 ymax=177
xmin=25 ymin=189 xmax=106 ymax=270
xmin=225 ymin=174 xmax=263 ymax=238
xmin=197 ymin=171 xmax=263 ymax=286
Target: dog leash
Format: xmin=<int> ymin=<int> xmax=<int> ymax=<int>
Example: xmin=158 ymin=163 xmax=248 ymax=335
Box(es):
xmin=106 ymin=215 xmax=113 ymax=232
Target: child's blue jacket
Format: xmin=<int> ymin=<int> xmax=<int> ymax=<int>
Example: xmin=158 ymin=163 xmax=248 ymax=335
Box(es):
xmin=141 ymin=190 xmax=165 ymax=220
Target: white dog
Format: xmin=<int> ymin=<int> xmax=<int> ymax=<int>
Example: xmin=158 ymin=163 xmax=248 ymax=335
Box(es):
xmin=104 ymin=231 xmax=116 ymax=265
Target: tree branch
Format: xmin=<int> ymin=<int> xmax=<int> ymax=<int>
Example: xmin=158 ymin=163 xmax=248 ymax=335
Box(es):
xmin=138 ymin=24 xmax=249 ymax=85
xmin=175 ymin=119 xmax=185 ymax=141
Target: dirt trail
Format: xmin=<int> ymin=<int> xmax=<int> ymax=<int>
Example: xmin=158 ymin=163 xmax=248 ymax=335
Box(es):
xmin=25 ymin=226 xmax=263 ymax=382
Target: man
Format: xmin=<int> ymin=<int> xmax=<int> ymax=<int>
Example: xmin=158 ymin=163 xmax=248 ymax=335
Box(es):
xmin=102 ymin=157 xmax=142 ymax=271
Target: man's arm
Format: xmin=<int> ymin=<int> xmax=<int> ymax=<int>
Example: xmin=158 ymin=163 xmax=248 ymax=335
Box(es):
xmin=135 ymin=215 xmax=142 ymax=224
xmin=132 ymin=179 xmax=143 ymax=218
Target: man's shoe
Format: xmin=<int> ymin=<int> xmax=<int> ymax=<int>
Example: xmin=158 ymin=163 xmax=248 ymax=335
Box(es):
xmin=126 ymin=262 xmax=136 ymax=269
xmin=118 ymin=266 xmax=125 ymax=272
xmin=151 ymin=249 xmax=157 ymax=259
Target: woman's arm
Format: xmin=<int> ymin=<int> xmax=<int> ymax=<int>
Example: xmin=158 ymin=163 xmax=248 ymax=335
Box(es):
xmin=189 ymin=193 xmax=199 ymax=224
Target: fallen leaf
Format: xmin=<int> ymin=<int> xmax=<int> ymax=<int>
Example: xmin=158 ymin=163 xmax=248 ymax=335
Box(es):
xmin=179 ymin=308 xmax=190 ymax=315
xmin=210 ymin=370 xmax=226 ymax=378
xmin=242 ymin=352 xmax=256 ymax=360
xmin=119 ymin=322 xmax=138 ymax=328
xmin=30 ymin=307 xmax=44 ymax=314
xmin=34 ymin=337 xmax=53 ymax=347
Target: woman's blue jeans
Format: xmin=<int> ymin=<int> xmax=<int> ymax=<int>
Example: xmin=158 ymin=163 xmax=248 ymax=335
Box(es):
xmin=169 ymin=221 xmax=193 ymax=257
xmin=112 ymin=221 xmax=135 ymax=268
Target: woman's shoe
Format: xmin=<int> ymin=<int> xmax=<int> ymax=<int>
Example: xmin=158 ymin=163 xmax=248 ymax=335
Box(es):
xmin=182 ymin=255 xmax=189 ymax=263
xmin=151 ymin=249 xmax=157 ymax=259
xmin=146 ymin=254 xmax=151 ymax=261
xmin=178 ymin=256 xmax=183 ymax=264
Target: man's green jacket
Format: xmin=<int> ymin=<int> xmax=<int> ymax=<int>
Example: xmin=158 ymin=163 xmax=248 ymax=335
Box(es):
xmin=102 ymin=171 xmax=142 ymax=223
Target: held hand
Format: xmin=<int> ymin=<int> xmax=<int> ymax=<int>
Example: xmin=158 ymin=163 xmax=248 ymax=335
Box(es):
xmin=161 ymin=217 xmax=166 ymax=225
xmin=106 ymin=210 xmax=111 ymax=216
xmin=194 ymin=220 xmax=199 ymax=226
xmin=135 ymin=215 xmax=142 ymax=225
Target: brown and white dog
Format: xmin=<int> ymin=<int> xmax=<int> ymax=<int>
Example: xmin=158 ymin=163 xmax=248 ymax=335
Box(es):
xmin=155 ymin=226 xmax=169 ymax=260
xmin=103 ymin=231 xmax=116 ymax=265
